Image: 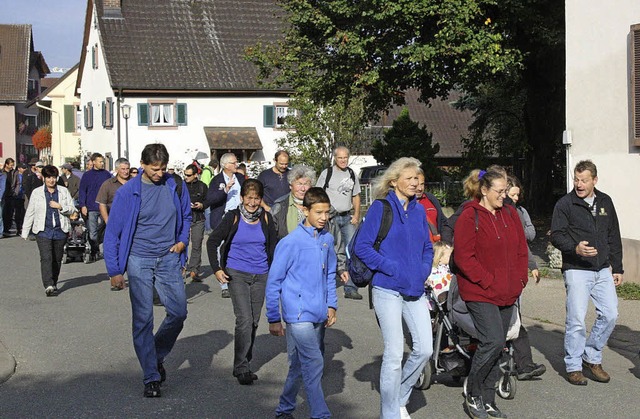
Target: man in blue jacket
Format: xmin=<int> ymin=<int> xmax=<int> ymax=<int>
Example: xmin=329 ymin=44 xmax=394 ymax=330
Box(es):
xmin=104 ymin=143 xmax=192 ymax=398
xmin=78 ymin=153 xmax=112 ymax=261
xmin=266 ymin=187 xmax=338 ymax=419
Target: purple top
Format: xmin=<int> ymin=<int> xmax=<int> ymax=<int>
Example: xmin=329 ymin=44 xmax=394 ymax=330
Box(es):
xmin=226 ymin=218 xmax=268 ymax=274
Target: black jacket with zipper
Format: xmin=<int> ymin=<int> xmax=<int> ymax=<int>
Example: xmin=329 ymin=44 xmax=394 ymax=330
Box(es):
xmin=550 ymin=188 xmax=623 ymax=274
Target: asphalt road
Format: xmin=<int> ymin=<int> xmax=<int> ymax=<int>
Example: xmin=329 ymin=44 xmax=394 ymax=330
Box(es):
xmin=1 ymin=236 xmax=639 ymax=418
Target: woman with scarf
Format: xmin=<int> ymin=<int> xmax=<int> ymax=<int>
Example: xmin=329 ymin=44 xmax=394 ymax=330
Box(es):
xmin=207 ymin=179 xmax=277 ymax=385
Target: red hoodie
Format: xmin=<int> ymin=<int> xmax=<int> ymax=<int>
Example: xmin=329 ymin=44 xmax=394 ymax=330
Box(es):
xmin=453 ymin=200 xmax=528 ymax=306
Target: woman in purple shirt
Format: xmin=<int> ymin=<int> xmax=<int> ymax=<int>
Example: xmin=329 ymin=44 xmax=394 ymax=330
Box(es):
xmin=206 ymin=179 xmax=278 ymax=385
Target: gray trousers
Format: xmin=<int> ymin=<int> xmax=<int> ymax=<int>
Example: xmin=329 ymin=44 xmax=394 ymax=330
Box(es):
xmin=466 ymin=301 xmax=513 ymax=404
xmin=226 ymin=267 xmax=267 ymax=376
xmin=186 ymin=219 xmax=205 ymax=273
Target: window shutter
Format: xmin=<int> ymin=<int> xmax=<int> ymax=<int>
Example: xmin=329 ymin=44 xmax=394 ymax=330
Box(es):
xmin=88 ymin=102 xmax=93 ymax=129
xmin=177 ymin=103 xmax=187 ymax=125
xmin=83 ymin=106 xmax=88 ymax=129
xmin=263 ymin=105 xmax=275 ymax=127
xmin=138 ymin=103 xmax=149 ymax=126
xmin=91 ymin=46 xmax=96 ymax=69
xmin=64 ymin=105 xmax=75 ymax=132
xmin=102 ymin=101 xmax=106 ymax=128
xmin=633 ymin=24 xmax=640 ymax=145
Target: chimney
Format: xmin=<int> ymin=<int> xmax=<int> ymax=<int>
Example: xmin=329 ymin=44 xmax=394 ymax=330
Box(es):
xmin=103 ymin=0 xmax=123 ymax=18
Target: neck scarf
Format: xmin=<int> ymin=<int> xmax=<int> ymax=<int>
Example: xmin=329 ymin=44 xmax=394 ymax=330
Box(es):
xmin=239 ymin=204 xmax=263 ymax=223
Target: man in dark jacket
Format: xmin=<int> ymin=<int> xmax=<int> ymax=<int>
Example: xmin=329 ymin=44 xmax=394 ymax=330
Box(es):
xmin=204 ymin=153 xmax=244 ymax=297
xmin=2 ymin=158 xmax=15 ymax=236
xmin=183 ymin=164 xmax=208 ymax=281
xmin=58 ymin=163 xmax=80 ymax=204
xmin=79 ymin=153 xmax=112 ymax=261
xmin=551 ymin=160 xmax=623 ymax=386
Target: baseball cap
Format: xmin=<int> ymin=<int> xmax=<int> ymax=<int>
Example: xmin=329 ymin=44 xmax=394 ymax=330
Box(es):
xmin=35 ymin=161 xmax=44 ymax=167
xmin=61 ymin=163 xmax=73 ymax=170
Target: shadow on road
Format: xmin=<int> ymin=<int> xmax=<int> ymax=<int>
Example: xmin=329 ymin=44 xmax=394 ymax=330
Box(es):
xmin=56 ymin=273 xmax=110 ymax=294
xmin=609 ymin=325 xmax=640 ymax=379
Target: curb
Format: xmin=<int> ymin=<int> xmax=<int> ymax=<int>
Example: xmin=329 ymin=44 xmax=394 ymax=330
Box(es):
xmin=0 ymin=340 xmax=16 ymax=385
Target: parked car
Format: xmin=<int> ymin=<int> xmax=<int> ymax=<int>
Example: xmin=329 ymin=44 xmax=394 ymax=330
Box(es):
xmin=358 ymin=165 xmax=387 ymax=184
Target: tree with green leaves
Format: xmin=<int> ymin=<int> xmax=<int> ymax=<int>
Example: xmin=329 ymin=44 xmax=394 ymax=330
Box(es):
xmin=372 ymin=108 xmax=442 ymax=181
xmin=276 ymin=93 xmax=368 ymax=174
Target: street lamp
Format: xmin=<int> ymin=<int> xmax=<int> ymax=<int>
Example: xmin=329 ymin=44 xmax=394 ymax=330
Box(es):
xmin=121 ymin=104 xmax=131 ymax=159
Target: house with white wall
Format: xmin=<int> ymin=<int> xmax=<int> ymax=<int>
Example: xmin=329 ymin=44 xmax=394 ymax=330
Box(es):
xmin=76 ymin=0 xmax=292 ymax=171
xmin=565 ymin=0 xmax=640 ymax=281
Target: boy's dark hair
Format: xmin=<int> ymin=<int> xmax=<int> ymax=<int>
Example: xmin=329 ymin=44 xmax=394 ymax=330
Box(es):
xmin=303 ymin=187 xmax=330 ymax=209
xmin=41 ymin=165 xmax=59 ymax=178
xmin=185 ymin=164 xmax=198 ymax=174
xmin=241 ymin=179 xmax=264 ymax=198
xmin=90 ymin=152 xmax=104 ymax=161
xmin=141 ymin=143 xmax=170 ymax=165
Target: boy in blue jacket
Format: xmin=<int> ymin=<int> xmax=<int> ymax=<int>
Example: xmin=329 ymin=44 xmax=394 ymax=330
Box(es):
xmin=266 ymin=187 xmax=338 ymax=419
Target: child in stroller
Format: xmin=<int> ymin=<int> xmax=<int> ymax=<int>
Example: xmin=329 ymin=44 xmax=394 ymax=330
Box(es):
xmin=415 ymin=242 xmax=519 ymax=401
xmin=62 ymin=211 xmax=91 ymax=264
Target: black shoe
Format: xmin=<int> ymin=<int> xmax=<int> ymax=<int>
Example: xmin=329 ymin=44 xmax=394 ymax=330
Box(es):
xmin=465 ymin=394 xmax=488 ymax=419
xmin=250 ymin=372 xmax=258 ymax=381
xmin=275 ymin=413 xmax=294 ymax=419
xmin=237 ymin=372 xmax=254 ymax=385
xmin=344 ymin=290 xmax=363 ymax=300
xmin=158 ymin=362 xmax=166 ymax=383
xmin=484 ymin=402 xmax=507 ymax=418
xmin=517 ymin=363 xmax=546 ymax=380
xmin=221 ymin=289 xmax=231 ymax=299
xmin=143 ymin=381 xmax=161 ymax=397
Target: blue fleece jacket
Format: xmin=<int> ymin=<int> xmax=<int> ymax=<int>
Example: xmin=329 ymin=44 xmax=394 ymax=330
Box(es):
xmin=103 ymin=172 xmax=192 ymax=277
xmin=354 ymin=191 xmax=433 ymax=297
xmin=266 ymin=222 xmax=338 ymax=324
xmin=79 ymin=169 xmax=112 ymax=211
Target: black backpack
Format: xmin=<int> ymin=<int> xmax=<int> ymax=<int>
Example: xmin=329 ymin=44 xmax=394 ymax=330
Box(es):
xmin=348 ymin=199 xmax=393 ymax=287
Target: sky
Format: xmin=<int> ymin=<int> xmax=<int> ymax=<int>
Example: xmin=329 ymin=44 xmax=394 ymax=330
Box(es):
xmin=0 ymin=0 xmax=87 ymax=73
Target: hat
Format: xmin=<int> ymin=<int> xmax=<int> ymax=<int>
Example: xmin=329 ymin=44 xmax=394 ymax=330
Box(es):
xmin=35 ymin=161 xmax=44 ymax=167
xmin=61 ymin=163 xmax=73 ymax=171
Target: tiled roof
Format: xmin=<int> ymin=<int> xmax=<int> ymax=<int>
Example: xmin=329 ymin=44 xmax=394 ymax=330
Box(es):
xmin=94 ymin=0 xmax=287 ymax=91
xmin=0 ymin=24 xmax=31 ymax=102
xmin=373 ymin=90 xmax=472 ymax=158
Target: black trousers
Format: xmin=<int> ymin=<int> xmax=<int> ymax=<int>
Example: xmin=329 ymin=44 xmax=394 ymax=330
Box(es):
xmin=36 ymin=236 xmax=66 ymax=289
xmin=13 ymin=197 xmax=25 ymax=233
xmin=2 ymin=197 xmax=14 ymax=234
xmin=511 ymin=324 xmax=533 ymax=371
xmin=466 ymin=301 xmax=514 ymax=404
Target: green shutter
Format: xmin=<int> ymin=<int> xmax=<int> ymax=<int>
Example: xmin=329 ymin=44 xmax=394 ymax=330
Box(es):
xmin=91 ymin=46 xmax=96 ymax=68
xmin=108 ymin=99 xmax=114 ymax=128
xmin=64 ymin=105 xmax=75 ymax=132
xmin=263 ymin=105 xmax=275 ymax=127
xmin=138 ymin=103 xmax=149 ymax=126
xmin=177 ymin=103 xmax=187 ymax=125
xmin=102 ymin=101 xmax=106 ymax=127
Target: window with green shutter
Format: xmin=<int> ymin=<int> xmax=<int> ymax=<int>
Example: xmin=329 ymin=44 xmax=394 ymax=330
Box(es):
xmin=264 ymin=105 xmax=275 ymax=127
xmin=177 ymin=103 xmax=187 ymax=125
xmin=138 ymin=103 xmax=149 ymax=126
xmin=102 ymin=101 xmax=106 ymax=128
xmin=64 ymin=105 xmax=75 ymax=133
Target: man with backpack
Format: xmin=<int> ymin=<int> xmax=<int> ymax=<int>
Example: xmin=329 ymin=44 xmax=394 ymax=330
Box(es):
xmin=316 ymin=146 xmax=363 ymax=300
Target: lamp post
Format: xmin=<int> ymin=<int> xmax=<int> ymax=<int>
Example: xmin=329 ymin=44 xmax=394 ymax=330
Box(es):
xmin=121 ymin=104 xmax=131 ymax=159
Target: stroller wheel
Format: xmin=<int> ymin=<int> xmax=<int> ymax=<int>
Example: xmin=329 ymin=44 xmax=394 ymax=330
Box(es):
xmin=497 ymin=373 xmax=517 ymax=400
xmin=462 ymin=376 xmax=468 ymax=397
xmin=414 ymin=359 xmax=434 ymax=390
xmin=62 ymin=253 xmax=68 ymax=264
xmin=83 ymin=253 xmax=92 ymax=264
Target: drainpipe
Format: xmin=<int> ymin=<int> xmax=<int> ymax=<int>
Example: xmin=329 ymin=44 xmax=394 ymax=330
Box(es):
xmin=117 ymin=89 xmax=123 ymax=158
xmin=36 ymin=102 xmax=62 ymax=165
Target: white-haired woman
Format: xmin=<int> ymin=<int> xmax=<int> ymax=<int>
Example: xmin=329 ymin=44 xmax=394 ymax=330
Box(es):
xmin=354 ymin=157 xmax=433 ymax=419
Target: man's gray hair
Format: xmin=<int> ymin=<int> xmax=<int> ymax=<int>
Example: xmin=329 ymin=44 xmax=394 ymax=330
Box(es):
xmin=114 ymin=157 xmax=130 ymax=167
xmin=333 ymin=146 xmax=350 ymax=158
xmin=220 ymin=153 xmax=236 ymax=166
xmin=287 ymin=164 xmax=316 ymax=185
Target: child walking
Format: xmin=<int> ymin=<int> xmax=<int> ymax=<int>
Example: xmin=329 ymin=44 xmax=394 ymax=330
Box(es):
xmin=266 ymin=187 xmax=338 ymax=419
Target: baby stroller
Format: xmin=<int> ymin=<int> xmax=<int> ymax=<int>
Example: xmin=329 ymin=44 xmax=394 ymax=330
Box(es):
xmin=414 ymin=275 xmax=519 ymax=400
xmin=62 ymin=217 xmax=91 ymax=264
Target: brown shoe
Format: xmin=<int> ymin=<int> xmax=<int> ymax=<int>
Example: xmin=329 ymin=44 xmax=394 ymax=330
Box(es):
xmin=582 ymin=361 xmax=611 ymax=383
xmin=567 ymin=371 xmax=588 ymax=385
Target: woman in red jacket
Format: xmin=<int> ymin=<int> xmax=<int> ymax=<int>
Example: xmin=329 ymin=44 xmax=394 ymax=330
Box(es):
xmin=453 ymin=168 xmax=528 ymax=419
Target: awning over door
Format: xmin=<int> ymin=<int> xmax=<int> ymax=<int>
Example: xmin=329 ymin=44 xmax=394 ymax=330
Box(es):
xmin=203 ymin=127 xmax=263 ymax=150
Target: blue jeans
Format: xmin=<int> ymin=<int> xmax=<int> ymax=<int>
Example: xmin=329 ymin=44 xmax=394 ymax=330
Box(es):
xmin=564 ymin=268 xmax=618 ymax=372
xmin=87 ymin=210 xmax=103 ymax=254
xmin=276 ymin=322 xmax=330 ymax=419
xmin=334 ymin=213 xmax=358 ymax=293
xmin=127 ymin=252 xmax=188 ymax=384
xmin=373 ymin=288 xmax=432 ymax=419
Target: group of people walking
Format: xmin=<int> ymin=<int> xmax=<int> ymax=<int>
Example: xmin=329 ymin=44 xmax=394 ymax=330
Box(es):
xmin=9 ymin=143 xmax=625 ymax=419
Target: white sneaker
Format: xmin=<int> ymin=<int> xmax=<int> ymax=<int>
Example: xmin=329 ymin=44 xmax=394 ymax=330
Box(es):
xmin=45 ymin=286 xmax=55 ymax=296
xmin=400 ymin=406 xmax=412 ymax=419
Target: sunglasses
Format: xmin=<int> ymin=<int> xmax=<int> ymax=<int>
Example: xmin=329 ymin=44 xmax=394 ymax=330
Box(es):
xmin=130 ymin=170 xmax=138 ymax=174
xmin=184 ymin=173 xmax=196 ymax=177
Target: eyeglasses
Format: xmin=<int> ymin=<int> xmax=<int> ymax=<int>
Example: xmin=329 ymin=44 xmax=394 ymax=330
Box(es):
xmin=490 ymin=188 xmax=507 ymax=196
xmin=184 ymin=173 xmax=195 ymax=177
xmin=130 ymin=170 xmax=138 ymax=174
